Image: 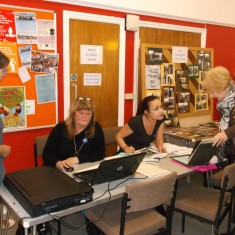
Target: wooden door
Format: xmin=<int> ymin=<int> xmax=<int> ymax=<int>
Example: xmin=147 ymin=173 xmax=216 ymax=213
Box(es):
xmin=69 ymin=20 xmax=119 ymax=128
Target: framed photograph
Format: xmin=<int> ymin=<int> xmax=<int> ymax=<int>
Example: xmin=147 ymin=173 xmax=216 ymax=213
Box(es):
xmin=164 ymin=109 xmax=180 ymax=128
xmin=177 ymin=92 xmax=190 ymax=113
xmin=188 ymin=65 xmax=199 ymax=78
xmin=195 ymin=93 xmax=208 ymax=111
xmin=146 ymin=90 xmax=161 ymax=101
xmin=175 ymin=69 xmax=189 ymax=92
xmin=146 ymin=47 xmax=163 ymax=65
xmin=198 ymin=71 xmax=206 ymax=91
xmin=162 ymin=87 xmax=175 ymax=109
xmin=161 ymin=63 xmax=175 ymax=86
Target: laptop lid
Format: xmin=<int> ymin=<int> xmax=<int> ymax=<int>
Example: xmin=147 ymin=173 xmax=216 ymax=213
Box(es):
xmin=172 ymin=138 xmax=218 ymax=166
xmin=74 ymin=152 xmax=146 ymax=185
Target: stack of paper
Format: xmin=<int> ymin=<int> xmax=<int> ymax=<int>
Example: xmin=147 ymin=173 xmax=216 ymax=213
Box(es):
xmin=137 ymin=163 xmax=170 ymax=178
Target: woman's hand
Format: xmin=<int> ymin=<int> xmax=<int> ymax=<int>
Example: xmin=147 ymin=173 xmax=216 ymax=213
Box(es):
xmin=123 ymin=146 xmax=135 ymax=153
xmin=56 ymin=157 xmax=79 ymax=171
xmin=213 ymin=132 xmax=228 ymax=147
xmin=0 ymin=145 xmax=11 ymax=158
xmin=158 ymin=145 xmax=167 ymax=153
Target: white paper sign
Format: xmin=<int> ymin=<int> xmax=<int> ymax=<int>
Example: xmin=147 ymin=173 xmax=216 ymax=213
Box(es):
xmin=84 ymin=73 xmax=102 ymax=86
xmin=80 ymin=45 xmax=103 ymax=64
xmin=172 ymin=46 xmax=188 ymax=63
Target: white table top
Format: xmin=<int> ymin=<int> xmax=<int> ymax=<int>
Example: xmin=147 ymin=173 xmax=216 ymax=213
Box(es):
xmin=0 ymin=154 xmax=194 ymax=229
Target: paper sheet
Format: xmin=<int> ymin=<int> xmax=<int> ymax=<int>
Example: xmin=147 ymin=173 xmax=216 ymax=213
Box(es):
xmin=137 ymin=163 xmax=170 ymax=178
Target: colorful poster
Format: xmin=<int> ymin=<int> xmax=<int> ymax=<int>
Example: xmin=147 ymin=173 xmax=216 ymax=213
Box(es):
xmin=15 ymin=12 xmax=37 ymax=44
xmin=0 ymin=42 xmax=19 ymax=73
xmin=0 ymin=10 xmax=16 ymax=42
xmin=37 ymin=19 xmax=56 ymax=50
xmin=31 ymin=50 xmax=59 ymax=73
xmin=0 ymin=86 xmax=26 ymax=130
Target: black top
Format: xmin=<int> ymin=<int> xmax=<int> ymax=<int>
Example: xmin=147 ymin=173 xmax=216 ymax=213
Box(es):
xmin=42 ymin=121 xmax=105 ymax=166
xmin=121 ymin=114 xmax=164 ymax=151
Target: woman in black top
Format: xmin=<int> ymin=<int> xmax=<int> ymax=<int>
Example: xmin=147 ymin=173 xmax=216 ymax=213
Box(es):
xmin=116 ymin=95 xmax=166 ymax=153
xmin=42 ymin=97 xmax=105 ymax=171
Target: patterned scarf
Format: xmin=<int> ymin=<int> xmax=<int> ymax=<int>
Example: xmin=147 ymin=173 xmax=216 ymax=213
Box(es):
xmin=217 ymin=82 xmax=235 ymax=131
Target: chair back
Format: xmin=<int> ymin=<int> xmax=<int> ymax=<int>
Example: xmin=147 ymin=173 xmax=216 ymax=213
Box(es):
xmin=125 ymin=171 xmax=177 ymax=213
xmin=34 ymin=135 xmax=49 ymax=167
xmin=103 ymin=126 xmax=122 ymax=145
xmin=221 ymin=163 xmax=235 ymax=190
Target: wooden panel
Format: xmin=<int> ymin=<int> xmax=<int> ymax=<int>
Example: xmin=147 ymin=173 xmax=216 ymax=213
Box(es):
xmin=138 ymin=27 xmax=201 ymax=103
xmin=69 ymin=20 xmax=119 ymax=127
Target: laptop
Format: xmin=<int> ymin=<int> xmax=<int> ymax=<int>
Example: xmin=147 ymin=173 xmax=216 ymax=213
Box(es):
xmin=171 ymin=138 xmax=218 ymax=166
xmin=73 ymin=152 xmax=146 ymax=186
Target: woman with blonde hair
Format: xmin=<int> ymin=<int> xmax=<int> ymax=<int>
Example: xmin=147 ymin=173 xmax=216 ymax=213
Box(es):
xmin=202 ymin=66 xmax=235 ymax=164
xmin=43 ymin=97 xmax=105 ymax=171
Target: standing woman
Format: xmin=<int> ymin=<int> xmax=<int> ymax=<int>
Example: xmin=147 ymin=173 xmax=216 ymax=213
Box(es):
xmin=43 ymin=97 xmax=105 ymax=171
xmin=0 ymin=51 xmax=11 ymax=184
xmin=202 ymin=66 xmax=235 ymax=164
xmin=116 ymin=95 xmax=167 ymax=153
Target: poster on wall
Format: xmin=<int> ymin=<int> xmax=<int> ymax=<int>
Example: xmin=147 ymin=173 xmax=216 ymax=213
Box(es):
xmin=0 ymin=86 xmax=26 ymax=130
xmin=37 ymin=19 xmax=56 ymax=50
xmin=0 ymin=9 xmax=17 ymax=42
xmin=15 ymin=12 xmax=37 ymax=44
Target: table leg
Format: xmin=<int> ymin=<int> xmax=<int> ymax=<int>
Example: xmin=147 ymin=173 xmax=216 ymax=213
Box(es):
xmin=3 ymin=209 xmax=10 ymax=235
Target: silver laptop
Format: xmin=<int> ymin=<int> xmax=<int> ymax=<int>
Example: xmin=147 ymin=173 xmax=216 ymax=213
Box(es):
xmin=171 ymin=138 xmax=218 ymax=166
xmin=73 ymin=152 xmax=146 ymax=186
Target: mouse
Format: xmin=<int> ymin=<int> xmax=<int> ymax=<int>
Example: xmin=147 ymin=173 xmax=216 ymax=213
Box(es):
xmin=65 ymin=166 xmax=74 ymax=172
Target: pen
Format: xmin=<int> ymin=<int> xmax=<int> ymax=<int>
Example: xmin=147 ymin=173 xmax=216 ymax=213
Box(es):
xmin=154 ymin=157 xmax=160 ymax=160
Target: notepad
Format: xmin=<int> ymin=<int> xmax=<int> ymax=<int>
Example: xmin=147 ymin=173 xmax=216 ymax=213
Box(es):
xmin=137 ymin=163 xmax=170 ymax=178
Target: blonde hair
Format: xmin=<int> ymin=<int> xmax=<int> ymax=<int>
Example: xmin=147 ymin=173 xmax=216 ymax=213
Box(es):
xmin=65 ymin=98 xmax=96 ymax=139
xmin=202 ymin=66 xmax=232 ymax=92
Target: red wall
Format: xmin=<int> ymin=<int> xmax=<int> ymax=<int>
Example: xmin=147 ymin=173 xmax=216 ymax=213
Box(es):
xmin=1 ymin=0 xmax=235 ymax=173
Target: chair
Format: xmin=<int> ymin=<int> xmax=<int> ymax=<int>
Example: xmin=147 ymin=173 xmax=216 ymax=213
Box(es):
xmin=103 ymin=126 xmax=122 ymax=156
xmin=85 ymin=171 xmax=178 ymax=235
xmin=33 ymin=135 xmax=49 ymax=167
xmin=174 ymin=163 xmax=235 ymax=235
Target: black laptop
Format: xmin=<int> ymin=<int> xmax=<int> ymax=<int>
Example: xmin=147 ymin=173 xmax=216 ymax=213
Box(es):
xmin=73 ymin=152 xmax=146 ymax=186
xmin=171 ymin=138 xmax=218 ymax=166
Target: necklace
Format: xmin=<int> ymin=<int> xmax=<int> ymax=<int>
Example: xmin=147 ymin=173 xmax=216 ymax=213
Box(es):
xmin=74 ymin=136 xmax=88 ymax=157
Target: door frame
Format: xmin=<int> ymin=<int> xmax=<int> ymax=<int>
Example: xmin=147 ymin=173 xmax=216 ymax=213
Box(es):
xmin=63 ymin=10 xmax=126 ymax=126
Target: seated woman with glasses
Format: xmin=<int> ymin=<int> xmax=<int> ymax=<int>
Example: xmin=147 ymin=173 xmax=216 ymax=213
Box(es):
xmin=42 ymin=97 xmax=105 ymax=172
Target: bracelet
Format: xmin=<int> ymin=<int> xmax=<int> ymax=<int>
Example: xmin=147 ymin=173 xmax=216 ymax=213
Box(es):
xmin=123 ymin=145 xmax=128 ymax=150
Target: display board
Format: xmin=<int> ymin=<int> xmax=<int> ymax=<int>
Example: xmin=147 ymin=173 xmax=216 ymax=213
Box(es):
xmin=140 ymin=43 xmax=214 ymax=126
xmin=0 ymin=5 xmax=57 ymax=132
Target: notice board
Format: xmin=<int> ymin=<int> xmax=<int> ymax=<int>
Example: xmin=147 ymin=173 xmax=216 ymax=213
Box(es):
xmin=0 ymin=4 xmax=57 ymax=132
xmin=140 ymin=43 xmax=214 ymax=126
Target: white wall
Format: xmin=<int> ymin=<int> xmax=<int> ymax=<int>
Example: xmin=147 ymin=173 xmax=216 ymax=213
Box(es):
xmin=44 ymin=0 xmax=235 ymax=27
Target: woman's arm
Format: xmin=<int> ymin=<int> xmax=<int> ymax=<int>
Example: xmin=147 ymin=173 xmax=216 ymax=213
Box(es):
xmin=42 ymin=122 xmax=65 ymax=166
xmin=154 ymin=122 xmax=167 ymax=153
xmin=115 ymin=124 xmax=135 ymax=153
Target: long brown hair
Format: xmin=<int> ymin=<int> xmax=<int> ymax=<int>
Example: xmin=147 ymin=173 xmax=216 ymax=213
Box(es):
xmin=65 ymin=97 xmax=96 ymax=139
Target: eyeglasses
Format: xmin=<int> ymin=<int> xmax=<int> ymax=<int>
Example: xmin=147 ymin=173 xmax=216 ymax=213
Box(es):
xmin=77 ymin=97 xmax=92 ymax=101
xmin=0 ymin=68 xmax=9 ymax=74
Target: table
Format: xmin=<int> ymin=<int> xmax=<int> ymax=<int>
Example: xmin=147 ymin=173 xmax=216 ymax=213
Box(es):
xmin=0 ymin=155 xmax=195 ymax=235
xmin=164 ymin=121 xmax=219 ymax=147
